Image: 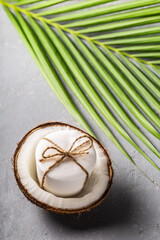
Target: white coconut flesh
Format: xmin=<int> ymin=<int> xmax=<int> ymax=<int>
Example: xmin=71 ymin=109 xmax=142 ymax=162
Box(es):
xmin=16 ymin=125 xmax=110 ymax=210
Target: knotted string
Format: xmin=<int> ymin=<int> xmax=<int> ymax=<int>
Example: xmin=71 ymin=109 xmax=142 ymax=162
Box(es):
xmin=39 ymin=135 xmax=93 ymax=192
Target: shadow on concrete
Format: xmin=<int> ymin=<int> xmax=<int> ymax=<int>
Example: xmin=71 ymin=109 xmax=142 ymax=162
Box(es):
xmin=42 ymin=178 xmax=141 ymax=231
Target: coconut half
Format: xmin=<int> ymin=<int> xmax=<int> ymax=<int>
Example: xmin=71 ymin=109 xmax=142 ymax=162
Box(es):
xmin=13 ymin=122 xmax=113 ymax=214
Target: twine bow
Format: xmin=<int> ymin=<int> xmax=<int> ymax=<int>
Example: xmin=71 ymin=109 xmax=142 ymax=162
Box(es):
xmin=39 ymin=135 xmax=93 ymax=192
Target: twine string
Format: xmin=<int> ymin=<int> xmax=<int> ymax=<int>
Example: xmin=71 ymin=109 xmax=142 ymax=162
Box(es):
xmin=39 ymin=135 xmax=93 ymax=192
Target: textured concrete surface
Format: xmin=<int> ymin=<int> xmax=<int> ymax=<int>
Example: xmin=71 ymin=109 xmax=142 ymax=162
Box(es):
xmin=0 ymin=3 xmax=160 ymax=240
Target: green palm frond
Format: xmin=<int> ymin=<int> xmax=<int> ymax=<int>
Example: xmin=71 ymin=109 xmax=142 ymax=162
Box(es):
xmin=1 ymin=0 xmax=160 ymax=176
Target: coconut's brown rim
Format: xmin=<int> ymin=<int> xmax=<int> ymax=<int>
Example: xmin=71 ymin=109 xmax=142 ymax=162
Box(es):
xmin=13 ymin=122 xmax=113 ymax=214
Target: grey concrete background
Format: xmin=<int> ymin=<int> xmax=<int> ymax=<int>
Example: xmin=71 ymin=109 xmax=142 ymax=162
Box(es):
xmin=0 ymin=2 xmax=160 ymax=240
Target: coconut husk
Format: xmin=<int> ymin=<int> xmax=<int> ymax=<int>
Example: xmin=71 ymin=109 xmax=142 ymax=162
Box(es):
xmin=13 ymin=122 xmax=113 ymax=214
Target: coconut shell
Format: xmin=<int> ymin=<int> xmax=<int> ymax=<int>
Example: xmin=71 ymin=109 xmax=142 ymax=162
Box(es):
xmin=13 ymin=122 xmax=113 ymax=214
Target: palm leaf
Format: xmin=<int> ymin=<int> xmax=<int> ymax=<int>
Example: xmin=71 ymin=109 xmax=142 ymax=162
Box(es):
xmin=1 ymin=0 xmax=160 ymax=176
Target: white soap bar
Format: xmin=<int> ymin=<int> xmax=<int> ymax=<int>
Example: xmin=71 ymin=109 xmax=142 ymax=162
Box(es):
xmin=36 ymin=129 xmax=96 ymax=197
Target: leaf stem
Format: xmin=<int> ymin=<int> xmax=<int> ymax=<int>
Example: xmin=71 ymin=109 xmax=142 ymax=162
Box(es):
xmin=0 ymin=0 xmax=160 ymax=70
